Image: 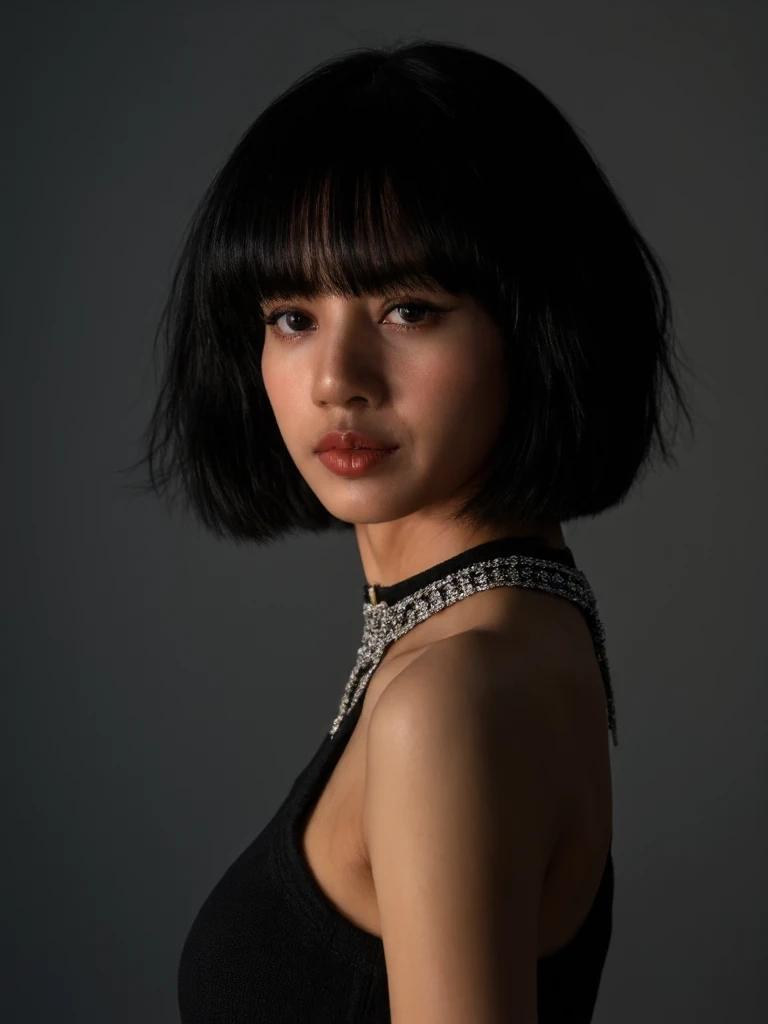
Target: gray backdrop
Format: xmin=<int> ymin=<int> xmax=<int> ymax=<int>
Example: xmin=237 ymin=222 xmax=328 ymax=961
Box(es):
xmin=3 ymin=1 xmax=765 ymax=1021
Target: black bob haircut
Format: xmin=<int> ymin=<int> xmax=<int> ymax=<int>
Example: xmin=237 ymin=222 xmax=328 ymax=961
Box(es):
xmin=126 ymin=37 xmax=695 ymax=546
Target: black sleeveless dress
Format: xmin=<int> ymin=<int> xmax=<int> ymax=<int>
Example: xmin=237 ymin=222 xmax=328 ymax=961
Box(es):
xmin=177 ymin=536 xmax=615 ymax=1022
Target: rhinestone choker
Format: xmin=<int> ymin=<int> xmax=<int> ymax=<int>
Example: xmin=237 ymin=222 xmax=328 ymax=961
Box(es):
xmin=328 ymin=536 xmax=617 ymax=746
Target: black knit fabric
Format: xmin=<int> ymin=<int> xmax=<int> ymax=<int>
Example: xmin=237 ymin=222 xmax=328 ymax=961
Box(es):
xmin=177 ymin=536 xmax=614 ymax=1022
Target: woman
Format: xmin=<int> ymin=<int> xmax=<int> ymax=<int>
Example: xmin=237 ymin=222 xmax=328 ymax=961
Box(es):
xmin=134 ymin=37 xmax=693 ymax=1023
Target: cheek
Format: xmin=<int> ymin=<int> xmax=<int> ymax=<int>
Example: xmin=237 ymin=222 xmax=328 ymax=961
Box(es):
xmin=410 ymin=345 xmax=507 ymax=434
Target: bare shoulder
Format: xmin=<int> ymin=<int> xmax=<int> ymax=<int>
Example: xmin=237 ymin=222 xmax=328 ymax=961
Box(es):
xmin=364 ymin=628 xmax=568 ymax=847
xmin=365 ymin=624 xmax=611 ymax=837
xmin=370 ymin=624 xmax=595 ymax=742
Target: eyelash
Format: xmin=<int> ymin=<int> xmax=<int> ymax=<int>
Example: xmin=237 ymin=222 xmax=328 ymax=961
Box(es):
xmin=261 ymin=299 xmax=450 ymax=340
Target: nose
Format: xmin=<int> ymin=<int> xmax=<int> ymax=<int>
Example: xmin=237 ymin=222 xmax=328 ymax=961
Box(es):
xmin=310 ymin=311 xmax=387 ymax=411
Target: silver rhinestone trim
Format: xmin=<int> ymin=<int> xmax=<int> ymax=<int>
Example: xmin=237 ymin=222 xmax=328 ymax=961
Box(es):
xmin=328 ymin=553 xmax=618 ymax=747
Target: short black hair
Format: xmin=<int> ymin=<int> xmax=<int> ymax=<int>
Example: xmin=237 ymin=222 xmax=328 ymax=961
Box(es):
xmin=123 ymin=37 xmax=696 ymax=546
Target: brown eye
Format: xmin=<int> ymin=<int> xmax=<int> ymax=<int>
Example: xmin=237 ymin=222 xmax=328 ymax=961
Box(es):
xmin=387 ymin=304 xmax=430 ymax=326
xmin=263 ymin=309 xmax=313 ymax=337
xmin=384 ymin=301 xmax=450 ymax=333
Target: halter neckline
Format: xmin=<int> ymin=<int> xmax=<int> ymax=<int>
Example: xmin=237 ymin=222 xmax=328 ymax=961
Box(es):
xmin=333 ymin=534 xmax=617 ymax=747
xmin=363 ymin=535 xmax=575 ymax=607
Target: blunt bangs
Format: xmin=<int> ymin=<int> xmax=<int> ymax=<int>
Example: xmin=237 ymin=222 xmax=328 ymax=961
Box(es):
xmin=124 ymin=37 xmax=695 ymax=545
xmin=205 ymin=64 xmax=515 ymax=323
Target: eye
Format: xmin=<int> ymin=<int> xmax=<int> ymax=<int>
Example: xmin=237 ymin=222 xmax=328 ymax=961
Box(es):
xmin=387 ymin=303 xmax=442 ymax=329
xmin=261 ymin=299 xmax=451 ymax=340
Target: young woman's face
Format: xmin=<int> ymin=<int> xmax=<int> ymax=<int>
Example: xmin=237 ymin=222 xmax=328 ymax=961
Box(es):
xmin=260 ymin=287 xmax=509 ymax=526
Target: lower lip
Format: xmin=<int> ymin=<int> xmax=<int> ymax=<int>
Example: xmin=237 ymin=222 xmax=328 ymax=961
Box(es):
xmin=316 ymin=447 xmax=398 ymax=477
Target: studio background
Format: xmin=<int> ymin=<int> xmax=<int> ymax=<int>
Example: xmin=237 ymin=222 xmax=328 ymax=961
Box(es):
xmin=3 ymin=1 xmax=765 ymax=1021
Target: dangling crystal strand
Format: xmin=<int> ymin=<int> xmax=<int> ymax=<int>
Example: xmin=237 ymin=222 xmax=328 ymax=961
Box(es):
xmin=328 ymin=553 xmax=618 ymax=747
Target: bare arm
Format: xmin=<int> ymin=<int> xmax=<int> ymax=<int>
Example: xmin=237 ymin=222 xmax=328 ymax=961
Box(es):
xmin=363 ymin=632 xmax=562 ymax=1024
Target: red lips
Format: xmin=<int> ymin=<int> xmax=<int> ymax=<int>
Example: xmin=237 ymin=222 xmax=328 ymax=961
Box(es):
xmin=314 ymin=429 xmax=398 ymax=453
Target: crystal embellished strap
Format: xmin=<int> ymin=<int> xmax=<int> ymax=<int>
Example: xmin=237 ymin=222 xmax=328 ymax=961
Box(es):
xmin=329 ymin=553 xmax=618 ymax=747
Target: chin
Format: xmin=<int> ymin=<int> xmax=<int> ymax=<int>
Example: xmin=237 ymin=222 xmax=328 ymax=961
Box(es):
xmin=315 ymin=488 xmax=425 ymax=526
